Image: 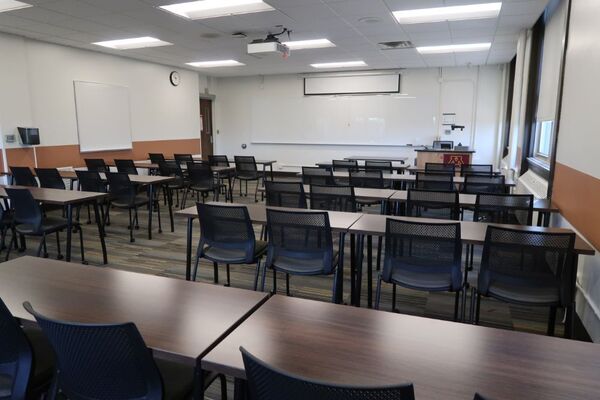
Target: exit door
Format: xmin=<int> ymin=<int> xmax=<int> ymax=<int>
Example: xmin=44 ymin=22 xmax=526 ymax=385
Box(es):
xmin=200 ymin=98 xmax=214 ymax=159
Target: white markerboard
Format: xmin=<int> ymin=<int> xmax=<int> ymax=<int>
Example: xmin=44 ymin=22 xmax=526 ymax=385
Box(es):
xmin=304 ymin=74 xmax=400 ymax=95
xmin=74 ymin=81 xmax=132 ymax=152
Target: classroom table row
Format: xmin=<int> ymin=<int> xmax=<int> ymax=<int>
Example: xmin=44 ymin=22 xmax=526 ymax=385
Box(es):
xmin=1 ymin=256 xmax=599 ymax=400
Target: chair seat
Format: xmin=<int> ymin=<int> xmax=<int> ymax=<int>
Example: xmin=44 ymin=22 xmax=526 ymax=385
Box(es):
xmin=111 ymin=195 xmax=149 ymax=208
xmin=155 ymin=358 xmax=194 ymax=400
xmin=486 ymin=275 xmax=560 ymax=305
xmin=236 ymin=174 xmax=260 ymax=180
xmin=23 ymin=327 xmax=56 ymax=392
xmin=389 ymin=262 xmax=457 ymax=291
xmin=0 ymin=375 xmax=11 ymax=397
xmin=356 ymin=197 xmax=380 ymax=206
xmin=271 ymin=251 xmax=339 ymax=275
xmin=15 ymin=217 xmax=69 ymax=235
xmin=203 ymin=240 xmax=267 ymax=263
xmin=189 ymin=185 xmax=216 ymax=192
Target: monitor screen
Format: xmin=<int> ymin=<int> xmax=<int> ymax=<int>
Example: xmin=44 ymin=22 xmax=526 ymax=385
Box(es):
xmin=17 ymin=127 xmax=40 ymax=145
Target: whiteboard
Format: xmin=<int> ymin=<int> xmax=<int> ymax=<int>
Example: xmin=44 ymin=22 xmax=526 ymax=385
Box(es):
xmin=304 ymin=74 xmax=400 ymax=95
xmin=74 ymin=81 xmax=132 ymax=152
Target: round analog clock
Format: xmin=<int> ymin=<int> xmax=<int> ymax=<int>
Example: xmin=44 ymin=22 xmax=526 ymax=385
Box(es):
xmin=169 ymin=71 xmax=181 ymax=86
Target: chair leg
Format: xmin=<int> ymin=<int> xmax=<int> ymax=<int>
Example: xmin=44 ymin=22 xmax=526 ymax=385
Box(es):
xmin=155 ymin=201 xmax=162 ymax=234
xmin=254 ymin=180 xmax=259 ymax=202
xmin=261 ymin=264 xmax=268 ymax=292
xmin=128 ymin=208 xmax=134 ymax=243
xmin=474 ymin=291 xmax=482 ymax=325
xmin=87 ymin=204 xmax=92 ymax=224
xmin=547 ymin=306 xmax=557 ymax=336
xmin=272 ymin=270 xmax=277 ymax=294
xmin=375 ymin=276 xmax=382 ymax=310
xmin=213 ymin=262 xmax=219 ymax=284
xmin=219 ymin=374 xmax=227 ymax=400
xmin=55 ymin=231 xmax=63 ymax=260
xmin=225 ymin=264 xmax=231 ymax=287
xmin=453 ymin=290 xmax=460 ymax=322
xmin=376 ymin=237 xmax=382 ymax=271
xmin=392 ymin=283 xmax=397 ymax=312
xmin=253 ymin=261 xmax=261 ymax=291
xmin=36 ymin=234 xmax=46 ymax=258
xmin=4 ymin=231 xmax=15 ymax=261
xmin=134 ymin=207 xmax=140 ymax=229
xmin=192 ymin=243 xmax=203 ymax=282
xmin=285 ymin=273 xmax=290 ymax=296
xmin=181 ymin=188 xmax=189 ymax=210
xmin=79 ymin=225 xmax=86 ymax=264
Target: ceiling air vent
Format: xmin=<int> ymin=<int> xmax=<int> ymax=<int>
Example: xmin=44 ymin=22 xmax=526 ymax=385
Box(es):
xmin=378 ymin=41 xmax=414 ymax=50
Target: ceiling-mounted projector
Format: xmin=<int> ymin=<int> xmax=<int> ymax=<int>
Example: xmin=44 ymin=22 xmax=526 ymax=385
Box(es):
xmin=247 ymin=27 xmax=291 ymax=58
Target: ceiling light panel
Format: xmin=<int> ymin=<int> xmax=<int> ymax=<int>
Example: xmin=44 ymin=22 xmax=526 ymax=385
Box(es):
xmin=186 ymin=60 xmax=245 ymax=68
xmin=93 ymin=37 xmax=172 ymax=50
xmin=283 ymin=39 xmax=335 ymax=50
xmin=393 ymin=3 xmax=502 ymax=24
xmin=310 ymin=61 xmax=367 ymax=69
xmin=160 ymin=0 xmax=275 ymax=20
xmin=0 ymin=0 xmax=32 ymax=13
xmin=416 ymin=43 xmax=492 ymax=54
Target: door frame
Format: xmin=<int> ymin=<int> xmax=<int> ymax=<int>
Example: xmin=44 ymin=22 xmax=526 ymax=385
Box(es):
xmin=199 ymin=94 xmax=216 ymax=159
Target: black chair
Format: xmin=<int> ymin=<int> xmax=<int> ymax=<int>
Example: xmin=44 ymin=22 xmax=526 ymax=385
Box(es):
xmin=365 ymin=160 xmax=395 ymax=173
xmin=0 ymin=201 xmax=15 ymax=253
xmin=473 ymin=193 xmax=534 ymax=226
xmin=208 ymin=155 xmax=230 ymax=167
xmin=424 ymin=163 xmax=456 ymax=174
xmin=23 ymin=301 xmax=225 ymax=400
xmin=158 ymin=161 xmax=188 ymax=208
xmin=264 ymin=181 xmax=307 ymax=209
xmin=234 ymin=156 xmax=262 ymax=201
xmin=461 ymin=164 xmax=493 ymax=177
xmin=34 ymin=168 xmax=65 ymax=190
xmin=4 ymin=188 xmax=84 ymax=262
xmin=0 ymin=298 xmax=55 ymax=400
xmin=301 ymin=167 xmax=334 ymax=186
xmin=415 ymin=172 xmax=454 ymax=191
xmin=433 ymin=140 xmax=453 ymax=149
xmin=10 ymin=166 xmax=37 ymax=187
xmin=194 ymin=203 xmax=266 ymax=289
xmin=106 ymin=172 xmax=159 ymax=243
xmin=241 ymin=346 xmax=415 ymax=400
xmin=263 ymin=209 xmax=339 ymax=300
xmin=462 ymin=174 xmax=505 ymax=194
xmin=174 ymin=154 xmax=194 ymax=165
xmin=209 ymin=155 xmax=234 ymax=200
xmin=406 ymin=189 xmax=460 ymax=220
xmin=148 ymin=153 xmax=166 ymax=165
xmin=332 ymin=159 xmax=358 ymax=172
xmin=309 ymin=184 xmax=356 ymax=212
xmin=114 ymin=159 xmax=139 ymax=175
xmin=84 ymin=158 xmax=109 ymax=173
xmin=375 ymin=219 xmax=464 ymax=321
xmin=75 ymin=170 xmax=109 ymax=226
xmin=182 ymin=162 xmax=219 ymax=208
xmin=474 ymin=226 xmax=576 ymax=337
xmin=349 ymin=170 xmax=386 ymax=208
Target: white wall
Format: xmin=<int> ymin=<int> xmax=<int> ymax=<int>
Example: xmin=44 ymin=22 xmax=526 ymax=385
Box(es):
xmin=0 ymin=32 xmax=201 ymax=150
xmin=213 ymin=65 xmax=504 ymax=169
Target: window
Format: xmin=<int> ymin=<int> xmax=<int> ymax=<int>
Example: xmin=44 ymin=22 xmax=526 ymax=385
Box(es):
xmin=534 ymin=120 xmax=553 ymax=159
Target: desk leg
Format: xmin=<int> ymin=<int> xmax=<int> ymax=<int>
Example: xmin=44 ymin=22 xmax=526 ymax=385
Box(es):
xmin=148 ymin=184 xmax=154 ymax=240
xmin=186 ymin=217 xmax=194 ymax=281
xmin=350 ymin=234 xmax=356 ymax=303
xmin=93 ymin=201 xmax=108 ymax=264
xmin=335 ymin=232 xmax=346 ymax=304
xmin=193 ymin=361 xmax=205 ymax=400
xmin=65 ymin=204 xmax=73 ymax=262
xmin=565 ymin=253 xmax=579 ymax=339
xmin=167 ymin=186 xmax=174 ymax=232
xmin=354 ymin=234 xmax=365 ymax=307
xmin=367 ymin=235 xmax=373 ymax=308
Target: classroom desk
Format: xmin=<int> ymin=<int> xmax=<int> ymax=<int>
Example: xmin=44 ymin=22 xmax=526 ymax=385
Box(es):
xmin=176 ymin=202 xmax=362 ymax=303
xmin=344 ymin=155 xmax=409 ymax=163
xmin=348 ymin=213 xmax=595 ymax=336
xmin=0 ymin=256 xmax=269 ymax=400
xmin=0 ymin=185 xmax=109 ymax=264
xmin=201 ymin=295 xmax=600 ymax=400
xmin=316 ymin=161 xmax=408 ymax=173
xmin=191 ymin=157 xmax=277 ymax=181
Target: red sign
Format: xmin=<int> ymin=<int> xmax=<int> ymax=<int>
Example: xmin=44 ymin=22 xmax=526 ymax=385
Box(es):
xmin=443 ymin=154 xmax=470 ymax=166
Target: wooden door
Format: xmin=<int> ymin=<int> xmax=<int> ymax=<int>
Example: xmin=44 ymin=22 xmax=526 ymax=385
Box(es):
xmin=200 ymin=98 xmax=213 ymax=159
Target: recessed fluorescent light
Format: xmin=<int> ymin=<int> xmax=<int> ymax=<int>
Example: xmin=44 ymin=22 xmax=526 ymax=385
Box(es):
xmin=160 ymin=0 xmax=274 ymax=20
xmin=186 ymin=60 xmax=245 ymax=68
xmin=393 ymin=2 xmax=502 ymax=24
xmin=0 ymin=0 xmax=32 ymax=13
xmin=416 ymin=43 xmax=491 ymax=54
xmin=93 ymin=37 xmax=172 ymax=50
xmin=283 ymin=39 xmax=335 ymax=50
xmin=310 ymin=61 xmax=367 ymax=69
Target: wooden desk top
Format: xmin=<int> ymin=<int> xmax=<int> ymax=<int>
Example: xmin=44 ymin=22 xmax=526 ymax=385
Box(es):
xmin=0 ymin=185 xmax=108 ymax=205
xmin=348 ymin=214 xmax=595 ymax=255
xmin=60 ymin=171 xmax=174 ymax=185
xmin=415 ymin=148 xmax=476 ymax=153
xmin=257 ymin=185 xmax=396 ymax=201
xmin=176 ymin=202 xmax=362 ymax=233
xmin=191 ymin=157 xmax=276 ymax=166
xmin=202 ymin=295 xmax=600 ymax=400
xmin=344 ymin=156 xmax=409 ymax=162
xmin=390 ymin=191 xmax=558 ymax=212
xmin=0 ymin=257 xmax=268 ymax=365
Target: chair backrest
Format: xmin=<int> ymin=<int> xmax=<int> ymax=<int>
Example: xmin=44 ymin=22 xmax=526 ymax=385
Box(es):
xmin=474 ymin=193 xmax=534 ymax=226
xmin=10 ymin=166 xmax=37 ymax=187
xmin=265 ymin=181 xmax=307 ymax=209
xmin=365 ymin=160 xmax=394 ymax=173
xmin=266 ymin=209 xmax=334 ymax=274
xmin=349 ymin=170 xmax=384 ymax=189
xmin=301 ymin=167 xmax=334 ymax=186
xmin=382 ymin=219 xmax=462 ymax=290
xmin=462 ymin=174 xmax=505 ymax=194
xmin=241 ymin=346 xmax=415 ymax=400
xmin=148 ymin=153 xmax=165 ymax=164
xmin=196 ymin=203 xmax=257 ymax=263
xmin=174 ymin=154 xmax=194 ymax=164
xmin=23 ymin=302 xmax=163 ymax=400
xmin=158 ymin=161 xmax=184 ymax=179
xmin=186 ymin=162 xmax=215 ymax=189
xmin=208 ymin=155 xmax=230 ymax=167
xmin=6 ymin=188 xmax=43 ymax=232
xmin=234 ymin=156 xmax=258 ymax=177
xmin=35 ymin=168 xmax=65 ymax=190
xmin=309 ymin=184 xmax=356 ymax=212
xmin=461 ymin=164 xmax=493 ymax=177
xmin=75 ymin=170 xmax=107 ymax=193
xmin=84 ymin=159 xmax=109 ymax=173
xmin=424 ymin=163 xmax=456 ymax=174
xmin=332 ymin=159 xmax=358 ymax=172
xmin=433 ymin=140 xmax=453 ymax=149
xmin=114 ymin=159 xmax=138 ymax=175
xmin=479 ymin=226 xmax=576 ymax=305
xmin=0 ymin=298 xmax=33 ymax=400
xmin=105 ymin=172 xmax=137 ymax=206
xmin=406 ymin=189 xmax=460 ymax=220
xmin=415 ymin=172 xmax=454 ymax=191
